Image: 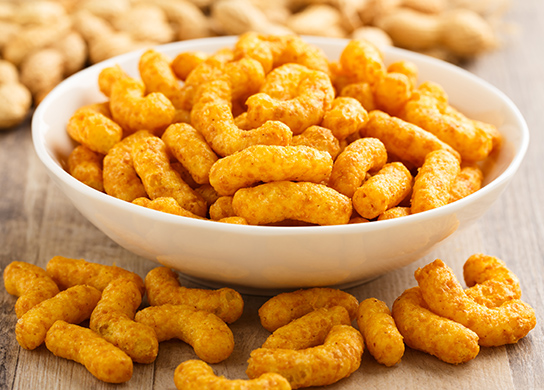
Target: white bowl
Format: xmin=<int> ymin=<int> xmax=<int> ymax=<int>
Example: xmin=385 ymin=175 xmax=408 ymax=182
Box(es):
xmin=32 ymin=36 xmax=529 ymax=294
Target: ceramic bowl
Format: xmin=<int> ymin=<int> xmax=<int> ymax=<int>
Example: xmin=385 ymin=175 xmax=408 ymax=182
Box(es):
xmin=32 ymin=36 xmax=529 ymax=294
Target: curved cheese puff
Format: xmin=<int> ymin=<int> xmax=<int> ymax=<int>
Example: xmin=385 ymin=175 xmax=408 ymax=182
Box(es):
xmin=328 ymin=137 xmax=387 ymax=198
xmin=16 ymin=285 xmax=101 ymax=350
xmin=3 ymin=261 xmax=60 ymax=318
xmin=174 ymin=359 xmax=291 ymax=390
xmin=391 ymin=287 xmax=479 ymax=364
xmin=387 ymin=60 xmax=418 ymax=90
xmin=339 ymin=39 xmax=386 ymax=86
xmin=144 ymin=267 xmax=244 ymax=324
xmin=135 ymin=304 xmax=234 ymax=364
xmin=321 ymin=97 xmax=369 ymax=141
xmin=67 ymin=144 xmax=104 ymax=192
xmin=232 ymin=181 xmax=352 ymax=226
xmin=103 ymin=130 xmax=152 ymax=202
xmin=339 ymin=82 xmax=376 ymax=112
xmin=373 ymin=71 xmax=413 ymax=114
xmin=90 ymin=277 xmax=159 ymax=364
xmin=258 ymin=287 xmax=358 ymax=333
xmin=66 ymin=102 xmax=123 ymax=155
xmin=171 ymin=51 xmax=209 ymax=81
xmin=209 ymin=145 xmax=333 ymax=196
xmin=132 ymin=197 xmax=205 ymax=219
xmin=291 ymin=125 xmax=340 ymax=160
xmin=131 ymin=136 xmax=208 ymax=217
xmin=45 ymin=320 xmax=133 ymax=383
xmin=353 ymin=162 xmax=413 ymax=220
xmin=262 ymin=306 xmax=351 ymax=350
xmin=463 ymin=253 xmax=522 ymax=308
xmin=245 ymin=63 xmax=335 ymax=135
xmin=362 ymin=110 xmax=461 ymax=167
xmin=46 ymin=256 xmax=145 ymax=295
xmin=410 ymin=149 xmax=460 ymax=214
xmin=449 ymin=164 xmax=484 ymax=203
xmin=98 ymin=65 xmax=129 ymax=98
xmin=414 ymin=259 xmax=536 ymax=347
xmin=247 ymin=325 xmax=363 ymax=389
xmin=357 ymin=298 xmax=404 ymax=367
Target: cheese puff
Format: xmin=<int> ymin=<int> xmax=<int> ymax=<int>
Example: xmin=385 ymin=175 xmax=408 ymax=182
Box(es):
xmin=357 ymin=298 xmax=404 ymax=367
xmin=67 ymin=145 xmax=104 ymax=192
xmin=174 ymin=359 xmax=292 ymax=390
xmin=374 ymin=72 xmax=413 ymax=114
xmin=46 ymin=255 xmax=145 ymax=295
xmin=135 ymin=304 xmax=234 ymax=364
xmin=103 ymin=130 xmax=152 ymax=202
xmin=171 ymin=51 xmax=209 ymax=81
xmin=131 ymin=136 xmax=207 ymax=217
xmin=414 ymin=259 xmax=536 ymax=347
xmin=377 ymin=206 xmax=411 ymax=221
xmin=232 ymin=181 xmax=352 ymax=226
xmin=321 ymin=97 xmax=369 ymax=141
xmin=449 ymin=164 xmax=484 ymax=203
xmin=218 ymin=216 xmax=249 ymax=224
xmin=90 ymin=277 xmax=158 ymax=364
xmin=110 ymin=76 xmax=175 ymax=135
xmin=247 ymin=325 xmax=364 ymax=389
xmin=98 ymin=65 xmax=129 ymax=98
xmin=411 ymin=149 xmax=460 ymax=213
xmin=474 ymin=118 xmax=502 ymax=150
xmin=45 ymin=320 xmax=133 ymax=383
xmin=328 ymin=137 xmax=387 ymax=198
xmin=245 ymin=63 xmax=335 ymax=135
xmin=139 ymin=49 xmax=183 ymax=107
xmin=3 ymin=261 xmax=60 ymax=318
xmin=291 ymin=125 xmax=340 ymax=160
xmin=339 ymin=39 xmax=386 ymax=86
xmin=194 ymin=183 xmax=221 ymax=208
xmin=209 ymin=196 xmax=235 ymax=221
xmin=349 ymin=216 xmax=370 ymax=224
xmin=16 ymin=285 xmax=102 ymax=350
xmin=145 ymin=267 xmax=244 ymax=324
xmin=463 ymin=253 xmax=521 ymax=308
xmin=66 ymin=103 xmax=123 ymax=155
xmin=258 ymin=287 xmax=359 ymax=332
xmin=234 ymin=112 xmax=252 ymax=130
xmin=209 ymin=145 xmax=333 ymax=196
xmin=262 ymin=306 xmax=351 ymax=350
xmin=362 ymin=110 xmax=461 ymax=167
xmin=191 ymin=80 xmax=292 ymax=157
xmin=339 ymin=82 xmax=376 ymax=111
xmin=133 ymin=197 xmax=205 ymax=219
xmin=353 ymin=162 xmax=412 ymax=220
xmin=162 ymin=123 xmax=218 ymax=185
xmin=387 ymin=60 xmax=418 ymax=89
xmin=391 ymin=287 xmax=479 ymax=364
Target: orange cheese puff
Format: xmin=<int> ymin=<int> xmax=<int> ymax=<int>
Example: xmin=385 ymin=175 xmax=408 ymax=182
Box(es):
xmin=194 ymin=183 xmax=220 ymax=207
xmin=374 ymin=72 xmax=413 ymax=114
xmin=171 ymin=51 xmax=209 ymax=81
xmin=45 ymin=320 xmax=133 ymax=383
xmin=67 ymin=145 xmax=104 ymax=192
xmin=474 ymin=118 xmax=502 ymax=150
xmin=3 ymin=261 xmax=60 ymax=318
xmin=162 ymin=123 xmax=218 ymax=185
xmin=135 ymin=304 xmax=234 ymax=364
xmin=139 ymin=49 xmax=183 ymax=107
xmin=328 ymin=137 xmax=387 ymax=198
xmin=258 ymin=287 xmax=359 ymax=332
xmin=98 ymin=65 xmax=129 ymax=98
xmin=110 ymin=76 xmax=175 ymax=135
xmin=449 ymin=164 xmax=484 ymax=203
xmin=391 ymin=287 xmax=479 ymax=364
xmin=377 ymin=206 xmax=411 ymax=221
xmin=174 ymin=359 xmax=291 ymax=390
xmin=46 ymin=255 xmax=145 ymax=295
xmin=339 ymin=82 xmax=376 ymax=111
xmin=209 ymin=196 xmax=235 ymax=221
xmin=357 ymin=298 xmax=404 ymax=367
xmin=262 ymin=306 xmax=351 ymax=350
xmin=145 ymin=267 xmax=244 ymax=324
xmin=16 ymin=285 xmax=101 ymax=350
xmin=132 ymin=197 xmax=205 ymax=219
xmin=339 ymin=39 xmax=386 ymax=86
xmin=245 ymin=63 xmax=335 ymax=135
xmin=291 ymin=125 xmax=340 ymax=160
xmin=362 ymin=110 xmax=461 ymax=167
xmin=90 ymin=278 xmax=159 ymax=364
xmin=463 ymin=253 xmax=521 ymax=308
xmin=387 ymin=60 xmax=418 ymax=90
xmin=209 ymin=145 xmax=333 ymax=196
xmin=349 ymin=216 xmax=370 ymax=224
xmin=321 ymin=97 xmax=369 ymax=141
xmin=66 ymin=103 xmax=123 ymax=155
xmin=410 ymin=149 xmax=460 ymax=214
xmin=353 ymin=162 xmax=412 ymax=220
xmin=103 ymin=130 xmax=152 ymax=202
xmin=247 ymin=325 xmax=363 ymax=389
xmin=218 ymin=216 xmax=249 ymax=224
xmin=232 ymin=181 xmax=352 ymax=226
xmin=131 ymin=136 xmax=207 ymax=217
xmin=414 ymin=259 xmax=536 ymax=347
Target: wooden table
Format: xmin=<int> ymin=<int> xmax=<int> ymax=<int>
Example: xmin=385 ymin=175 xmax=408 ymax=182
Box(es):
xmin=1 ymin=1 xmax=543 ymax=389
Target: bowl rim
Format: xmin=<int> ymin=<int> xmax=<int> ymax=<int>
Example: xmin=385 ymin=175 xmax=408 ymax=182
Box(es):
xmin=31 ymin=35 xmax=530 ymax=238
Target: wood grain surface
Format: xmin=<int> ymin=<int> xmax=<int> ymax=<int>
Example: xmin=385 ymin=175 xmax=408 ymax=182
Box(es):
xmin=1 ymin=1 xmax=543 ymax=389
